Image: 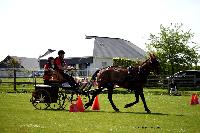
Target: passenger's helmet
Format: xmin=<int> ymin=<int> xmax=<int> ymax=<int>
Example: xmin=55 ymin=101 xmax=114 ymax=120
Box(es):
xmin=48 ymin=57 xmax=54 ymax=61
xmin=58 ymin=50 xmax=65 ymax=55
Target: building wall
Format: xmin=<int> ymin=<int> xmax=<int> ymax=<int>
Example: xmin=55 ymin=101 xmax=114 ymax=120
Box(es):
xmin=93 ymin=57 xmax=113 ymax=69
xmin=80 ymin=57 xmax=113 ymax=76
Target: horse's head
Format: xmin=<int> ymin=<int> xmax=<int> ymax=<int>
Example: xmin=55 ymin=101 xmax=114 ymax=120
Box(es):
xmin=149 ymin=53 xmax=161 ymax=75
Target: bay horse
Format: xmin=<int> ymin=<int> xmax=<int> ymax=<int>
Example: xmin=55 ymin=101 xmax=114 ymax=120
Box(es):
xmin=85 ymin=54 xmax=160 ymax=113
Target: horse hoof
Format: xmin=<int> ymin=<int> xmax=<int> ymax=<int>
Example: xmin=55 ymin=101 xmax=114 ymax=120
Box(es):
xmin=124 ymin=104 xmax=131 ymax=108
xmin=115 ymin=108 xmax=120 ymax=112
xmin=124 ymin=105 xmax=128 ymax=108
xmin=84 ymin=103 xmax=91 ymax=109
xmin=84 ymin=105 xmax=88 ymax=109
xmin=146 ymin=110 xmax=151 ymax=114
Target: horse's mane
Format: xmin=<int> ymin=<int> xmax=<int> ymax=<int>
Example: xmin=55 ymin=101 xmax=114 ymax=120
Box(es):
xmin=139 ymin=58 xmax=151 ymax=67
xmin=103 ymin=56 xmax=152 ymax=71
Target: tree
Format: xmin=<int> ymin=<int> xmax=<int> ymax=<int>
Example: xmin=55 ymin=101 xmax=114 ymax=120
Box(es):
xmin=0 ymin=56 xmax=21 ymax=68
xmin=7 ymin=57 xmax=21 ymax=91
xmin=146 ymin=23 xmax=199 ymax=75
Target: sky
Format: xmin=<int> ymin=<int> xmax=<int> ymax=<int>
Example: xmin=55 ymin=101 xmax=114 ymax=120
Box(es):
xmin=0 ymin=0 xmax=200 ymax=61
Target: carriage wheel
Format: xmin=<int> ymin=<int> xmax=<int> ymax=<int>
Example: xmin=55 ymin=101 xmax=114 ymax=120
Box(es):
xmin=32 ymin=89 xmax=51 ymax=110
xmin=58 ymin=93 xmax=74 ymax=110
xmin=49 ymin=92 xmax=65 ymax=110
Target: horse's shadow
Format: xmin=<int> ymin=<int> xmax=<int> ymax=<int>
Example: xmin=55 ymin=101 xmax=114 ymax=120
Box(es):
xmin=83 ymin=110 xmax=184 ymax=117
xmin=114 ymin=111 xmax=184 ymax=117
xmin=37 ymin=109 xmax=184 ymax=117
xmin=113 ymin=111 xmax=168 ymax=115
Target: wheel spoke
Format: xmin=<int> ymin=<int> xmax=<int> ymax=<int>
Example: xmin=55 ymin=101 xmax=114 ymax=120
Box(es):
xmin=32 ymin=89 xmax=51 ymax=110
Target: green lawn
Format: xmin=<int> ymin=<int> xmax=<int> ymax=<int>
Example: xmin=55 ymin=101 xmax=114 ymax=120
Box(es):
xmin=0 ymin=92 xmax=200 ymax=133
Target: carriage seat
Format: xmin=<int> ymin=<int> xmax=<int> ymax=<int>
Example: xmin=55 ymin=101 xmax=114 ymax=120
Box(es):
xmin=34 ymin=84 xmax=51 ymax=88
xmin=61 ymin=82 xmax=71 ymax=87
xmin=34 ymin=84 xmax=52 ymax=91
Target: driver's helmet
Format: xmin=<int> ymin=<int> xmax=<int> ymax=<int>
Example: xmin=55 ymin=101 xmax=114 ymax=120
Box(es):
xmin=58 ymin=50 xmax=65 ymax=55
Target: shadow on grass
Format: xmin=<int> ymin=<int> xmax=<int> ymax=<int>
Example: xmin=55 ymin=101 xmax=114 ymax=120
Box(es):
xmin=110 ymin=111 xmax=184 ymax=117
xmin=34 ymin=108 xmax=184 ymax=117
xmin=110 ymin=111 xmax=169 ymax=115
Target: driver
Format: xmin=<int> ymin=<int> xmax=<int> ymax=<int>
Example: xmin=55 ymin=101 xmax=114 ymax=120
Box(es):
xmin=54 ymin=50 xmax=78 ymax=89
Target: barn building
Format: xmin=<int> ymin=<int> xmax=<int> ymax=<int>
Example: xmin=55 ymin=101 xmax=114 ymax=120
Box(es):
xmin=0 ymin=36 xmax=146 ymax=77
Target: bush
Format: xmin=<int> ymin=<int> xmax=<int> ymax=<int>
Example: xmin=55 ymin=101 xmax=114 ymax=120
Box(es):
xmin=113 ymin=57 xmax=137 ymax=67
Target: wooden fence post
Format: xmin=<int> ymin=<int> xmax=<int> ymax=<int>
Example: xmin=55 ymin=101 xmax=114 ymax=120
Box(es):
xmin=14 ymin=68 xmax=16 ymax=91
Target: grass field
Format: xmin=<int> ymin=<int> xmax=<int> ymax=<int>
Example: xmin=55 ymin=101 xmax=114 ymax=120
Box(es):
xmin=0 ymin=91 xmax=200 ymax=133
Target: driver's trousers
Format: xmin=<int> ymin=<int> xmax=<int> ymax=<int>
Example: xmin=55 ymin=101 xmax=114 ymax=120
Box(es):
xmin=62 ymin=73 xmax=78 ymax=88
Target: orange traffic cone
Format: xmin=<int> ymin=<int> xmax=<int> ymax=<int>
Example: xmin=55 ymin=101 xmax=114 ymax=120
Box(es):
xmin=76 ymin=96 xmax=85 ymax=112
xmin=194 ymin=94 xmax=199 ymax=104
xmin=91 ymin=95 xmax=100 ymax=110
xmin=69 ymin=102 xmax=78 ymax=112
xmin=191 ymin=93 xmax=199 ymax=105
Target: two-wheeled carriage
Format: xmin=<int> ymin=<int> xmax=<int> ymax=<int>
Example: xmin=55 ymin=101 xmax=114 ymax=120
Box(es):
xmin=30 ymin=73 xmax=93 ymax=110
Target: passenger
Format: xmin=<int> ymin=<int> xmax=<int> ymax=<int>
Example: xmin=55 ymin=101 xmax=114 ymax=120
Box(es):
xmin=43 ymin=57 xmax=55 ymax=85
xmin=54 ymin=50 xmax=78 ymax=89
xmin=169 ymin=79 xmax=178 ymax=95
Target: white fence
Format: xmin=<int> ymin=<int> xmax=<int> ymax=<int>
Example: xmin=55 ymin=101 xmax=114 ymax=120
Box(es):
xmin=0 ymin=68 xmax=200 ymax=88
xmin=0 ymin=68 xmax=98 ymax=78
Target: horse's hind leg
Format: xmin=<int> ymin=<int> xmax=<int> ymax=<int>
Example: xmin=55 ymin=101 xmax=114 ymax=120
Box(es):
xmin=140 ymin=92 xmax=151 ymax=113
xmin=108 ymin=87 xmax=119 ymax=112
xmin=124 ymin=91 xmax=139 ymax=108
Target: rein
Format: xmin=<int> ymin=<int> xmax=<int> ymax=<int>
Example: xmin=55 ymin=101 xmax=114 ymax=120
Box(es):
xmin=137 ymin=58 xmax=151 ymax=74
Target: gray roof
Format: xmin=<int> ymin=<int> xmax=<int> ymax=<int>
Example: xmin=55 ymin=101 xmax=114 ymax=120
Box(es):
xmin=91 ymin=36 xmax=146 ymax=59
xmin=0 ymin=55 xmax=39 ymax=70
xmin=12 ymin=56 xmax=40 ymax=70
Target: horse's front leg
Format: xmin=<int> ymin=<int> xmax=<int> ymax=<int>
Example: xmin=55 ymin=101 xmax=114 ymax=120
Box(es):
xmin=84 ymin=88 xmax=102 ymax=109
xmin=140 ymin=91 xmax=151 ymax=113
xmin=108 ymin=87 xmax=119 ymax=112
xmin=124 ymin=90 xmax=139 ymax=108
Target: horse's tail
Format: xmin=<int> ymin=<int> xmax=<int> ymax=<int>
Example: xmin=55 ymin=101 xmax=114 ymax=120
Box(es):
xmin=91 ymin=69 xmax=100 ymax=81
